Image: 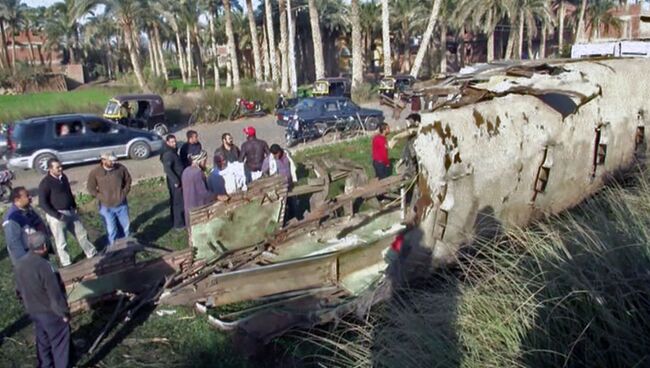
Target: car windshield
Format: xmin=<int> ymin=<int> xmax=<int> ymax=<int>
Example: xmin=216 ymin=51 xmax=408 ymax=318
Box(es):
xmin=105 ymin=101 xmax=120 ymax=115
xmin=294 ymin=99 xmax=317 ymax=111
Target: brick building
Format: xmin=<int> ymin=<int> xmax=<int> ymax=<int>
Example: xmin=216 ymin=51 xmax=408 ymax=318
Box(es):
xmin=4 ymin=30 xmax=63 ymax=65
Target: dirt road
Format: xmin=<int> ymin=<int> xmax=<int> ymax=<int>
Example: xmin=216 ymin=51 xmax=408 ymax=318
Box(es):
xmin=10 ymin=102 xmax=402 ymax=196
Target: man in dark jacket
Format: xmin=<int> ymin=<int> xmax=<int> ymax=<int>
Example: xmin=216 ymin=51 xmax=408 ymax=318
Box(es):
xmin=214 ymin=132 xmax=240 ymax=164
xmin=181 ymin=150 xmax=228 ymax=227
xmin=2 ymin=187 xmax=48 ymax=266
xmin=239 ymin=126 xmax=269 ymax=182
xmin=39 ymin=158 xmax=97 ymax=267
xmin=179 ymin=130 xmax=202 ymax=168
xmin=87 ymin=152 xmax=132 ymax=246
xmin=160 ymin=135 xmax=185 ymax=229
xmin=15 ymin=231 xmax=71 ymax=368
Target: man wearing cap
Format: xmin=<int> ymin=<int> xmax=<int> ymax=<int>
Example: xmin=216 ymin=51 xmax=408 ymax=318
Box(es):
xmin=179 ymin=130 xmax=202 ymax=168
xmin=2 ymin=186 xmax=48 ymax=266
xmin=14 ymin=231 xmax=71 ymax=368
xmin=160 ymin=134 xmax=185 ymax=229
xmin=87 ymin=151 xmax=132 ymax=246
xmin=39 ymin=158 xmax=97 ymax=267
xmin=239 ymin=126 xmax=270 ymax=182
xmin=182 ymin=150 xmax=229 ymax=226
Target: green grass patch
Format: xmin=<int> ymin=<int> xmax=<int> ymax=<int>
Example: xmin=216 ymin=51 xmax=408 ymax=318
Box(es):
xmin=0 ymin=87 xmax=136 ymax=123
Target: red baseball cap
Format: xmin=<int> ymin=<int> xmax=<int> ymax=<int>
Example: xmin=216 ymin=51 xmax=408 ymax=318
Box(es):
xmin=243 ymin=126 xmax=256 ymax=136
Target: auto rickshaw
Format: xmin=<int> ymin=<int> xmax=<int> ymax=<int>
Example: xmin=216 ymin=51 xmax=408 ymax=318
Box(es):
xmin=103 ymin=94 xmax=168 ymax=136
xmin=312 ymin=77 xmax=352 ymax=98
xmin=379 ymin=75 xmax=416 ymax=103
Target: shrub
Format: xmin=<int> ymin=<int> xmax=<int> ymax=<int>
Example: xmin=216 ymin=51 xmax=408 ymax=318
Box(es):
xmin=352 ymin=82 xmax=377 ymax=103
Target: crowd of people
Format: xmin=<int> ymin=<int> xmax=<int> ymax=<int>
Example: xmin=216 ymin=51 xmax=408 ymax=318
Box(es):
xmin=0 ymin=120 xmax=393 ymax=367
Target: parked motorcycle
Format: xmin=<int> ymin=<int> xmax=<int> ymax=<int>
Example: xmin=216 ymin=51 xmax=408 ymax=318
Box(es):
xmin=229 ymin=98 xmax=266 ymax=121
xmin=284 ymin=117 xmax=326 ymax=147
xmin=0 ymin=169 xmax=15 ymax=202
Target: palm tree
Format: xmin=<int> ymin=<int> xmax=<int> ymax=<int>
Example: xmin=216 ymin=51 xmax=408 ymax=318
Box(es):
xmin=390 ymin=0 xmax=426 ymax=72
xmin=84 ymin=12 xmax=119 ymax=78
xmin=410 ymin=0 xmax=442 ymax=78
xmin=3 ymin=0 xmax=26 ymax=70
xmin=308 ymin=0 xmax=325 ymax=80
xmin=47 ymin=0 xmax=98 ymax=64
xmin=245 ymin=0 xmax=262 ymax=82
xmin=359 ymin=0 xmax=379 ymax=71
xmin=351 ymin=0 xmax=362 ymax=89
xmin=381 ymin=0 xmax=391 ymax=76
xmin=455 ymin=0 xmax=508 ymax=62
xmin=585 ymin=0 xmax=621 ymax=40
xmin=223 ymin=0 xmax=241 ymax=89
xmin=104 ymin=0 xmax=148 ymax=90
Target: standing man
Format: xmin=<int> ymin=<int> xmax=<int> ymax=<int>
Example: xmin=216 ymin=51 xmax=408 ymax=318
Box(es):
xmin=262 ymin=144 xmax=298 ymax=221
xmin=39 ymin=158 xmax=97 ymax=267
xmin=160 ymin=135 xmax=185 ymax=229
xmin=214 ymin=133 xmax=240 ymax=163
xmin=2 ymin=187 xmax=48 ymax=266
xmin=208 ymin=153 xmax=247 ymax=195
xmin=179 ymin=130 xmax=202 ymax=168
xmin=182 ymin=151 xmax=228 ymax=226
xmin=239 ymin=126 xmax=270 ymax=182
xmin=87 ymin=152 xmax=132 ymax=246
xmin=372 ymin=123 xmax=392 ymax=179
xmin=14 ymin=231 xmax=71 ymax=368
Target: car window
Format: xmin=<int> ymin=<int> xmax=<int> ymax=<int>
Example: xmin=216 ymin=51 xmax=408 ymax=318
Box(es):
xmin=294 ymin=99 xmax=316 ymax=111
xmin=12 ymin=122 xmax=44 ymax=142
xmin=55 ymin=120 xmax=84 ymax=137
xmin=86 ymin=119 xmax=115 ymax=134
xmin=339 ymin=100 xmax=359 ymax=110
xmin=324 ymin=101 xmax=340 ymax=112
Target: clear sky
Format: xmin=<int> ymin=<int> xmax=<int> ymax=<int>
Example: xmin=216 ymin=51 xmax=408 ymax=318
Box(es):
xmin=23 ymin=0 xmax=57 ymax=7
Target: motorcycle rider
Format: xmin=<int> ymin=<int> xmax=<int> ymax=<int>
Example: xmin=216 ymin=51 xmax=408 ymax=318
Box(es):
xmin=239 ymin=126 xmax=270 ymax=183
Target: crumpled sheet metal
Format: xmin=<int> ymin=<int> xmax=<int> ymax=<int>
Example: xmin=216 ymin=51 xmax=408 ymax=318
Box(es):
xmin=412 ymin=58 xmax=650 ymax=267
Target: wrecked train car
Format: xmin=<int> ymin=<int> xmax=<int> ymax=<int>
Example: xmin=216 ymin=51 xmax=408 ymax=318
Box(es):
xmin=61 ymin=58 xmax=650 ymax=345
xmin=411 ymin=58 xmax=650 ymax=266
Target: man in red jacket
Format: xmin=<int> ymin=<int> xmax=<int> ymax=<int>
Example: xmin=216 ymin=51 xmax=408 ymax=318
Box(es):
xmin=372 ymin=123 xmax=391 ymax=179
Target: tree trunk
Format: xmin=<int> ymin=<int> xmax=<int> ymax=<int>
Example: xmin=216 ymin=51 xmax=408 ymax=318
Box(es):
xmin=517 ymin=9 xmax=524 ymax=60
xmin=351 ymin=0 xmax=363 ymax=89
xmin=172 ymin=17 xmax=187 ymax=83
xmin=186 ymin=25 xmax=193 ymax=84
xmin=559 ymin=1 xmax=565 ymax=54
xmin=245 ymin=0 xmax=263 ymax=83
xmin=208 ymin=12 xmax=221 ymax=91
xmin=262 ymin=22 xmax=271 ymax=81
xmin=287 ymin=0 xmax=297 ymax=95
xmin=25 ymin=30 xmax=36 ymax=65
xmin=37 ymin=44 xmax=45 ymax=66
xmin=505 ymin=25 xmax=515 ymax=60
xmin=11 ymin=29 xmax=16 ymax=71
xmin=381 ymin=0 xmax=392 ymax=76
xmin=122 ymin=20 xmax=148 ymax=91
xmin=575 ymin=0 xmax=587 ymax=42
xmin=410 ymin=0 xmax=442 ymax=78
xmin=308 ymin=0 xmax=325 ymax=80
xmin=486 ymin=8 xmax=495 ymax=62
xmin=154 ymin=23 xmax=168 ymax=81
xmin=440 ymin=22 xmax=447 ymax=73
xmin=401 ymin=23 xmax=410 ymax=72
xmin=0 ymin=20 xmax=11 ymax=70
xmin=540 ymin=23 xmax=547 ymax=59
xmin=279 ymin=0 xmax=290 ymax=93
xmin=147 ymin=30 xmax=159 ymax=77
xmin=224 ymin=0 xmax=241 ymax=90
xmin=264 ymin=0 xmax=278 ymax=84
xmin=193 ymin=25 xmax=206 ymax=89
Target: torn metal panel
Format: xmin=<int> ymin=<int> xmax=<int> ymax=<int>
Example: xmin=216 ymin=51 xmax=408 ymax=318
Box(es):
xmin=412 ymin=58 xmax=650 ymax=267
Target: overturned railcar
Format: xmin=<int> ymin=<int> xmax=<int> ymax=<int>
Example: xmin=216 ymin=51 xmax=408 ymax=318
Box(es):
xmin=411 ymin=58 xmax=650 ymax=265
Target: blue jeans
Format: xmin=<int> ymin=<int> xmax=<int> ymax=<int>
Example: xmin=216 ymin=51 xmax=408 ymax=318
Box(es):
xmin=99 ymin=202 xmax=130 ymax=245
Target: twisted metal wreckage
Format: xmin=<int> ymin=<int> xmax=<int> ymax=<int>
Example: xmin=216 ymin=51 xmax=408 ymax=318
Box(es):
xmin=60 ymin=58 xmax=650 ymax=346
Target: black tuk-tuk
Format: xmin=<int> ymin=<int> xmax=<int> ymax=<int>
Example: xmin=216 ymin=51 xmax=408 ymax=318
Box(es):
xmin=379 ymin=75 xmax=416 ymax=102
xmin=312 ymin=77 xmax=352 ymax=98
xmin=104 ymin=94 xmax=168 ymax=136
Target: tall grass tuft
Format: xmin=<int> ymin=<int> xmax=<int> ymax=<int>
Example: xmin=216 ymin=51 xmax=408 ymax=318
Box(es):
xmin=298 ymin=168 xmax=650 ymax=367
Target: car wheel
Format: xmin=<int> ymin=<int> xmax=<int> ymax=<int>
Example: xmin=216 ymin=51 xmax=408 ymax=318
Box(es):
xmin=129 ymin=141 xmax=151 ymax=160
xmin=153 ymin=123 xmax=168 ymax=136
xmin=33 ymin=153 xmax=56 ymax=174
xmin=365 ymin=117 xmax=380 ymax=131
